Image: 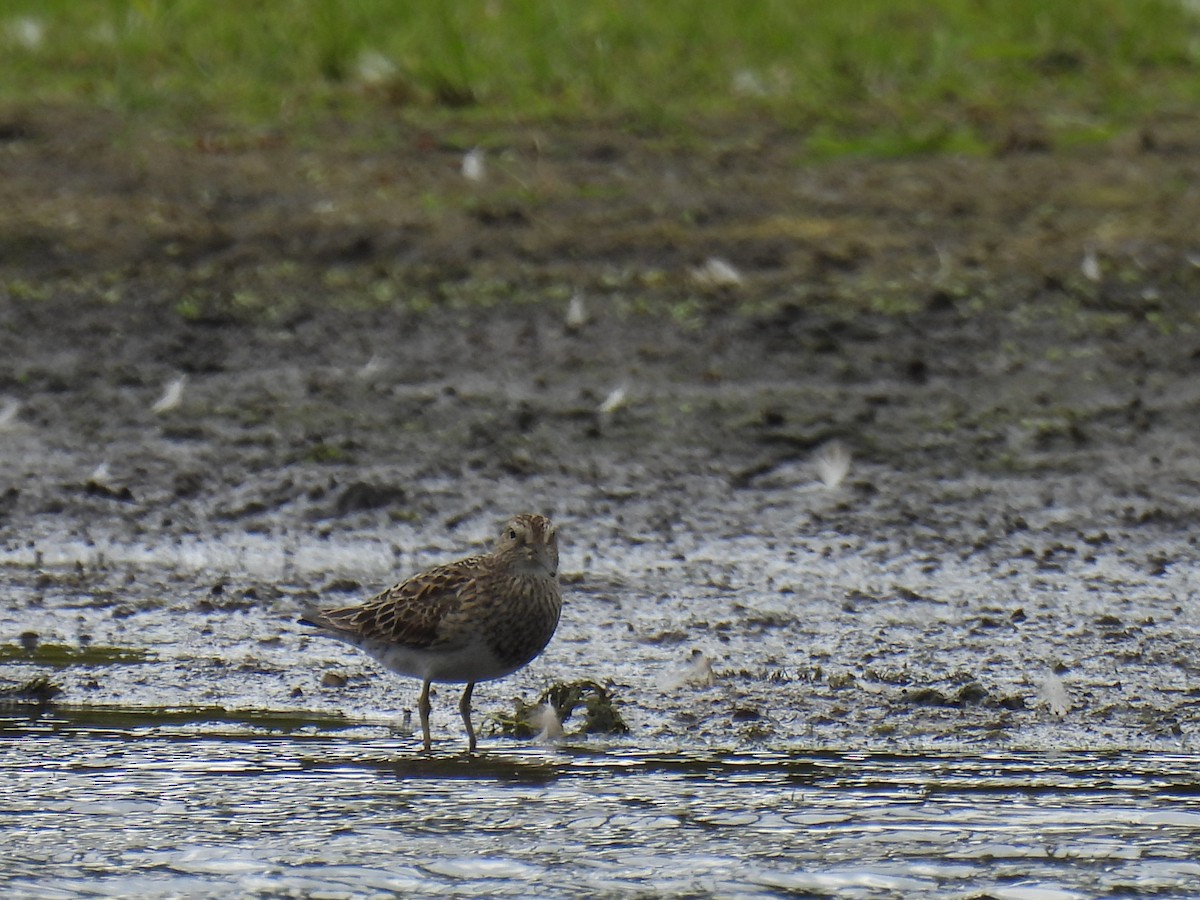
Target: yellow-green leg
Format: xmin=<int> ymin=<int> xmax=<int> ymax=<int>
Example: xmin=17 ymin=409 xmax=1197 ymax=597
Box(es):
xmin=459 ymin=682 xmax=477 ymax=753
xmin=418 ymin=679 xmax=432 ymax=751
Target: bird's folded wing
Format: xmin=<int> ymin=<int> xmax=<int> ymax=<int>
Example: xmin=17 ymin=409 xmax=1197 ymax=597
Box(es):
xmin=309 ymin=556 xmax=487 ymax=649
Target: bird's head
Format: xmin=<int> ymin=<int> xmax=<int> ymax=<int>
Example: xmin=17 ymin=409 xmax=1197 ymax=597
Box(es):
xmin=495 ymin=514 xmax=559 ymax=578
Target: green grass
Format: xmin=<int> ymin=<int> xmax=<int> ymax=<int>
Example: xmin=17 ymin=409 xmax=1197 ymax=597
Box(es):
xmin=1 ymin=1 xmax=1198 ymax=152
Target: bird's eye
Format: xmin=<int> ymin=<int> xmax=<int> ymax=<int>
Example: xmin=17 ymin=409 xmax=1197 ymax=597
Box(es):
xmin=507 ymin=529 xmax=518 ymax=540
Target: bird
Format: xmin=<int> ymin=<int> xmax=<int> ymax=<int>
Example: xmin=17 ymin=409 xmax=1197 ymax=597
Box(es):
xmin=298 ymin=514 xmax=562 ymax=753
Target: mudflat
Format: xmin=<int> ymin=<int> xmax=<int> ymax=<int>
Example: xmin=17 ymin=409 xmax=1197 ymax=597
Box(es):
xmin=1 ymin=109 xmax=1198 ymax=748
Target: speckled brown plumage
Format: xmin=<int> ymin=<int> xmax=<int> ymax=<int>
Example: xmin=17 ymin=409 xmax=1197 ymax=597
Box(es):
xmin=299 ymin=513 xmax=562 ymax=752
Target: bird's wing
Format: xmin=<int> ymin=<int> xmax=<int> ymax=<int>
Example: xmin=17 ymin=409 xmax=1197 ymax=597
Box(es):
xmin=307 ymin=555 xmax=487 ymax=649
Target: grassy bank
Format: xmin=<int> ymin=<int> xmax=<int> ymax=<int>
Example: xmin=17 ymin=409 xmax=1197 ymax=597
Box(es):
xmin=2 ymin=1 xmax=1198 ymax=153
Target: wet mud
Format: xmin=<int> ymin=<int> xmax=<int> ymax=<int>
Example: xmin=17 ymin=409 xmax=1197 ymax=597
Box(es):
xmin=2 ymin=109 xmax=1200 ymax=752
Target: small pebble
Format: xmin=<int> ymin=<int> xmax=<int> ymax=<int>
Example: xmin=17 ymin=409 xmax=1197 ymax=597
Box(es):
xmin=321 ymin=672 xmax=348 ymax=688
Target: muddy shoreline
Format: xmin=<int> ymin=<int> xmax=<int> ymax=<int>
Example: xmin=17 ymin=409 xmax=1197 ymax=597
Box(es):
xmin=2 ymin=110 xmax=1199 ymax=750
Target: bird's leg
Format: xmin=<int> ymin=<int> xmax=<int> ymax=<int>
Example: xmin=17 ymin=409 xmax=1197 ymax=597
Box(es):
xmin=459 ymin=682 xmax=477 ymax=753
xmin=418 ymin=679 xmax=432 ymax=752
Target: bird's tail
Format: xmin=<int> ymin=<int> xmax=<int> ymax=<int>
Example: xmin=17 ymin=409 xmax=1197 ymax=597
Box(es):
xmin=297 ymin=606 xmax=328 ymax=629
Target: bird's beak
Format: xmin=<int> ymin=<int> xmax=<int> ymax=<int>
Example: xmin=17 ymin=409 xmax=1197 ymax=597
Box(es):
xmin=534 ymin=544 xmax=558 ymax=577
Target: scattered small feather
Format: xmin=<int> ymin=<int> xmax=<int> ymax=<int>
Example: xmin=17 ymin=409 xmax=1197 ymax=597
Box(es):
xmin=89 ymin=461 xmax=112 ymax=485
xmin=731 ymin=69 xmax=768 ymax=97
xmin=357 ymin=355 xmax=386 ymax=379
xmin=565 ymin=293 xmax=588 ymax=331
xmin=691 ymin=257 xmax=743 ymax=288
xmin=1081 ymin=247 xmax=1102 ymax=282
xmin=598 ymin=384 xmax=628 ymax=417
xmin=933 ymin=243 xmax=954 ymax=283
xmin=461 ymin=148 xmax=486 ymax=182
xmin=1039 ymin=670 xmax=1071 ymax=716
xmin=152 ymin=375 xmax=187 ymax=414
xmin=0 ymin=398 xmax=20 ymax=430
xmin=664 ymin=649 xmax=716 ymax=690
xmin=813 ymin=440 xmax=852 ymax=489
xmin=532 ymin=703 xmax=564 ymax=742
xmin=354 ymin=49 xmax=397 ymax=86
xmin=5 ymin=16 xmax=44 ymax=50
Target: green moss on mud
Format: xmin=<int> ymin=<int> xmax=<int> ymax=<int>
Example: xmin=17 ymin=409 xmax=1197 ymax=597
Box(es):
xmin=489 ymin=679 xmax=630 ymax=739
xmin=0 ymin=643 xmax=150 ymax=666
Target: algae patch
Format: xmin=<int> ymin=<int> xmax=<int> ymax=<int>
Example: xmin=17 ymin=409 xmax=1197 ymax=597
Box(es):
xmin=0 ymin=702 xmax=352 ymax=735
xmin=0 ymin=642 xmax=150 ymax=667
xmin=0 ymin=675 xmax=63 ymax=707
xmin=489 ymin=679 xmax=630 ymax=739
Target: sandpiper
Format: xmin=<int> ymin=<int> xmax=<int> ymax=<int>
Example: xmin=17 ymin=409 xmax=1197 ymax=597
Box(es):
xmin=299 ymin=513 xmax=563 ymax=752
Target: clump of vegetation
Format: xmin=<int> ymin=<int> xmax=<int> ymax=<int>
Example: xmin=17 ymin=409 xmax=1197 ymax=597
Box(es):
xmin=898 ymin=681 xmax=1027 ymax=710
xmin=0 ymin=675 xmax=63 ymax=706
xmin=490 ymin=679 xmax=629 ymax=739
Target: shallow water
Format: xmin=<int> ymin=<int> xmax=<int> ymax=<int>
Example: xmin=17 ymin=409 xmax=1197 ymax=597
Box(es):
xmin=4 ymin=714 xmax=1200 ymax=898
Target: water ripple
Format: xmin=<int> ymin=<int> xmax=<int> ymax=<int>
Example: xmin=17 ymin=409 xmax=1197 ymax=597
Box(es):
xmin=3 ymin=737 xmax=1200 ymax=896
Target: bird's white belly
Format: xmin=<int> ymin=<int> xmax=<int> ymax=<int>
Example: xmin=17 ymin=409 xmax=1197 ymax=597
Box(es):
xmin=366 ymin=639 xmax=515 ymax=684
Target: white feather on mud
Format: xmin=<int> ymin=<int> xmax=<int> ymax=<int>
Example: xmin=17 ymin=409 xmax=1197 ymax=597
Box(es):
xmin=663 ymin=649 xmax=716 ymax=690
xmin=357 ymin=355 xmax=386 ymax=379
xmin=596 ymin=384 xmax=629 ymax=431
xmin=532 ymin=703 xmax=564 ymax=742
xmin=1039 ymin=670 xmax=1071 ymax=716
xmin=813 ymin=440 xmax=852 ymax=489
xmin=0 ymin=398 xmax=21 ymax=430
xmin=152 ymin=375 xmax=186 ymax=414
xmin=565 ymin=293 xmax=588 ymax=331
xmin=598 ymin=384 xmax=627 ymax=415
xmin=461 ymin=148 xmax=486 ymax=182
xmin=690 ymin=257 xmax=743 ymax=288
